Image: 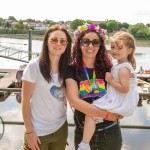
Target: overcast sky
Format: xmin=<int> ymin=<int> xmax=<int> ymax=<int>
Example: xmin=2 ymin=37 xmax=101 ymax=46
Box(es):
xmin=0 ymin=0 xmax=150 ymax=25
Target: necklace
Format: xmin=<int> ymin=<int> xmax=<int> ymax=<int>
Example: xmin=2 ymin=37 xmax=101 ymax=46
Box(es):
xmin=82 ymin=62 xmax=96 ymax=96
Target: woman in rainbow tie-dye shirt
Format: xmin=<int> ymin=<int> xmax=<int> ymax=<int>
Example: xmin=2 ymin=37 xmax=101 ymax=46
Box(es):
xmin=65 ymin=23 xmax=122 ymax=150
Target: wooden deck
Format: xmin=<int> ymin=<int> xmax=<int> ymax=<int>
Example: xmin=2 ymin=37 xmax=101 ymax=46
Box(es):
xmin=0 ymin=69 xmax=17 ymax=101
xmin=0 ymin=69 xmax=17 ymax=88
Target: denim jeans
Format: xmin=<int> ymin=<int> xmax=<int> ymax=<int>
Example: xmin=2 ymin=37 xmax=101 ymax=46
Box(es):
xmin=75 ymin=123 xmax=122 ymax=150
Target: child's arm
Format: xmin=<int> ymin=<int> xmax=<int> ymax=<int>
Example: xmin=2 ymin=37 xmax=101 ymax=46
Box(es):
xmin=106 ymin=67 xmax=130 ymax=93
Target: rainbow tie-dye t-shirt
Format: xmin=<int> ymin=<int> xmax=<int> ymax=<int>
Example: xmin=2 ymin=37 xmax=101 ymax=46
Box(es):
xmin=79 ymin=79 xmax=106 ymax=99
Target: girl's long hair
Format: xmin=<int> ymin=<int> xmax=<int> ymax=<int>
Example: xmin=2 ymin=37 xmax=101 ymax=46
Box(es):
xmin=71 ymin=29 xmax=112 ymax=79
xmin=39 ymin=24 xmax=72 ymax=85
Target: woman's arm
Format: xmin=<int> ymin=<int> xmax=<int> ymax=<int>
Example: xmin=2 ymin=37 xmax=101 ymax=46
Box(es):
xmin=22 ymin=80 xmax=35 ymax=133
xmin=106 ymin=68 xmax=130 ymax=93
xmin=66 ymin=78 xmax=118 ymax=121
xmin=22 ymin=81 xmax=41 ymax=150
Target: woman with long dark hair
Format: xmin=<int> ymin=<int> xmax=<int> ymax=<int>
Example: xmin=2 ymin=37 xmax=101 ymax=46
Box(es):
xmin=22 ymin=24 xmax=72 ymax=150
xmin=65 ymin=23 xmax=122 ymax=150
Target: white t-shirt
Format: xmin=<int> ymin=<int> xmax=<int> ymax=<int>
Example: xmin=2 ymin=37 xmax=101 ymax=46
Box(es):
xmin=22 ymin=58 xmax=67 ymax=136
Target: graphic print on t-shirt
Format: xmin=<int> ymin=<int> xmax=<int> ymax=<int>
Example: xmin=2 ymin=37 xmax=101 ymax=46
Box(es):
xmin=50 ymin=86 xmax=66 ymax=101
xmin=79 ymin=79 xmax=106 ymax=99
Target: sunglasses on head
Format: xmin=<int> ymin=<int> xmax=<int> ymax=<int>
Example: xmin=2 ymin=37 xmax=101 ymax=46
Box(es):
xmin=50 ymin=38 xmax=68 ymax=46
xmin=80 ymin=38 xmax=100 ymax=47
xmin=110 ymin=42 xmax=124 ymax=50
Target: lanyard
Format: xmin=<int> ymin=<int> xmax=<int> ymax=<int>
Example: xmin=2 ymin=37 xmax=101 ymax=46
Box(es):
xmin=82 ymin=62 xmax=96 ymax=94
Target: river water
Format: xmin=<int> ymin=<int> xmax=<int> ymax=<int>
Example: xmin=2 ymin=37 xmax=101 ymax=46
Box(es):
xmin=0 ymin=38 xmax=150 ymax=150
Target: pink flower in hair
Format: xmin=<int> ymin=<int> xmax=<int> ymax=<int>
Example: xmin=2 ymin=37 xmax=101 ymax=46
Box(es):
xmin=98 ymin=27 xmax=103 ymax=33
xmin=89 ymin=24 xmax=95 ymax=30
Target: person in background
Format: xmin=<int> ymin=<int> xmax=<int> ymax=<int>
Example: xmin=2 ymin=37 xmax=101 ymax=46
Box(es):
xmin=22 ymin=24 xmax=72 ymax=150
xmin=65 ymin=23 xmax=122 ymax=150
xmin=78 ymin=31 xmax=139 ymax=150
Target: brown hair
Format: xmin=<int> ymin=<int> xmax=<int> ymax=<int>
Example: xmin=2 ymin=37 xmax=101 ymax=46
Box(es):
xmin=111 ymin=31 xmax=136 ymax=69
xmin=39 ymin=24 xmax=72 ymax=84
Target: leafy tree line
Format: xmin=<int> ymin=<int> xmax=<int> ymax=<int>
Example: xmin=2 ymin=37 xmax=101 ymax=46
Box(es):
xmin=0 ymin=16 xmax=150 ymax=39
xmin=70 ymin=19 xmax=150 ymax=40
xmin=0 ymin=16 xmax=56 ymax=30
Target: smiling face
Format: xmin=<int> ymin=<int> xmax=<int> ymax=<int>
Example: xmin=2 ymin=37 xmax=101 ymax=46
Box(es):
xmin=47 ymin=30 xmax=68 ymax=57
xmin=110 ymin=40 xmax=132 ymax=64
xmin=80 ymin=32 xmax=100 ymax=60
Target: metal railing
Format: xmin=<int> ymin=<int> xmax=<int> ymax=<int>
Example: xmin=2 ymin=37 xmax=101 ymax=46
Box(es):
xmin=2 ymin=121 xmax=150 ymax=130
xmin=0 ymin=30 xmax=38 ymax=63
xmin=0 ymin=45 xmax=38 ymax=63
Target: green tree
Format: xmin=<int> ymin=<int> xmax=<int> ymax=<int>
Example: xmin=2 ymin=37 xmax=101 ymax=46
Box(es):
xmin=117 ymin=22 xmax=122 ymax=30
xmin=15 ymin=21 xmax=24 ymax=30
xmin=106 ymin=20 xmax=119 ymax=33
xmin=25 ymin=19 xmax=36 ymax=22
xmin=122 ymin=22 xmax=129 ymax=29
xmin=135 ymin=28 xmax=147 ymax=39
xmin=146 ymin=30 xmax=150 ymax=38
xmin=43 ymin=20 xmax=56 ymax=26
xmin=146 ymin=24 xmax=150 ymax=28
xmin=8 ymin=16 xmax=16 ymax=21
xmin=135 ymin=28 xmax=150 ymax=39
xmin=98 ymin=22 xmax=107 ymax=29
xmin=70 ymin=19 xmax=85 ymax=31
xmin=128 ymin=23 xmax=147 ymax=37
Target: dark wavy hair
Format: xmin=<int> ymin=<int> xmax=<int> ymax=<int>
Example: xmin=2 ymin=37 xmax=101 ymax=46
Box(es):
xmin=39 ymin=24 xmax=72 ymax=84
xmin=71 ymin=29 xmax=112 ymax=79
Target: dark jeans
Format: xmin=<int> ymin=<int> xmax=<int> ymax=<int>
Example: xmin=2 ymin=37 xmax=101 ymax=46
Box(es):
xmin=74 ymin=123 xmax=122 ymax=150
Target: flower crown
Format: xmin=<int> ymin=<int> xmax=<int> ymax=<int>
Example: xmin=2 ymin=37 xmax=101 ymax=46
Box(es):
xmin=74 ymin=23 xmax=108 ymax=42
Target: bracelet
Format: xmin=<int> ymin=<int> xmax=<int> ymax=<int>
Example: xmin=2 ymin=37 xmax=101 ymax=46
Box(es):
xmin=105 ymin=110 xmax=109 ymax=120
xmin=26 ymin=131 xmax=34 ymax=134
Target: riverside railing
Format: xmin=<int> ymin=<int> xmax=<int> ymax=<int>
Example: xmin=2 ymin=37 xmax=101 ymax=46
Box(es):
xmin=1 ymin=119 xmax=149 ymax=141
xmin=0 ymin=30 xmax=37 ymax=63
xmin=2 ymin=121 xmax=150 ymax=130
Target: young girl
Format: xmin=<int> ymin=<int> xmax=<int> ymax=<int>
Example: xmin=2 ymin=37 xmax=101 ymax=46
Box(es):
xmin=78 ymin=31 xmax=139 ymax=150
